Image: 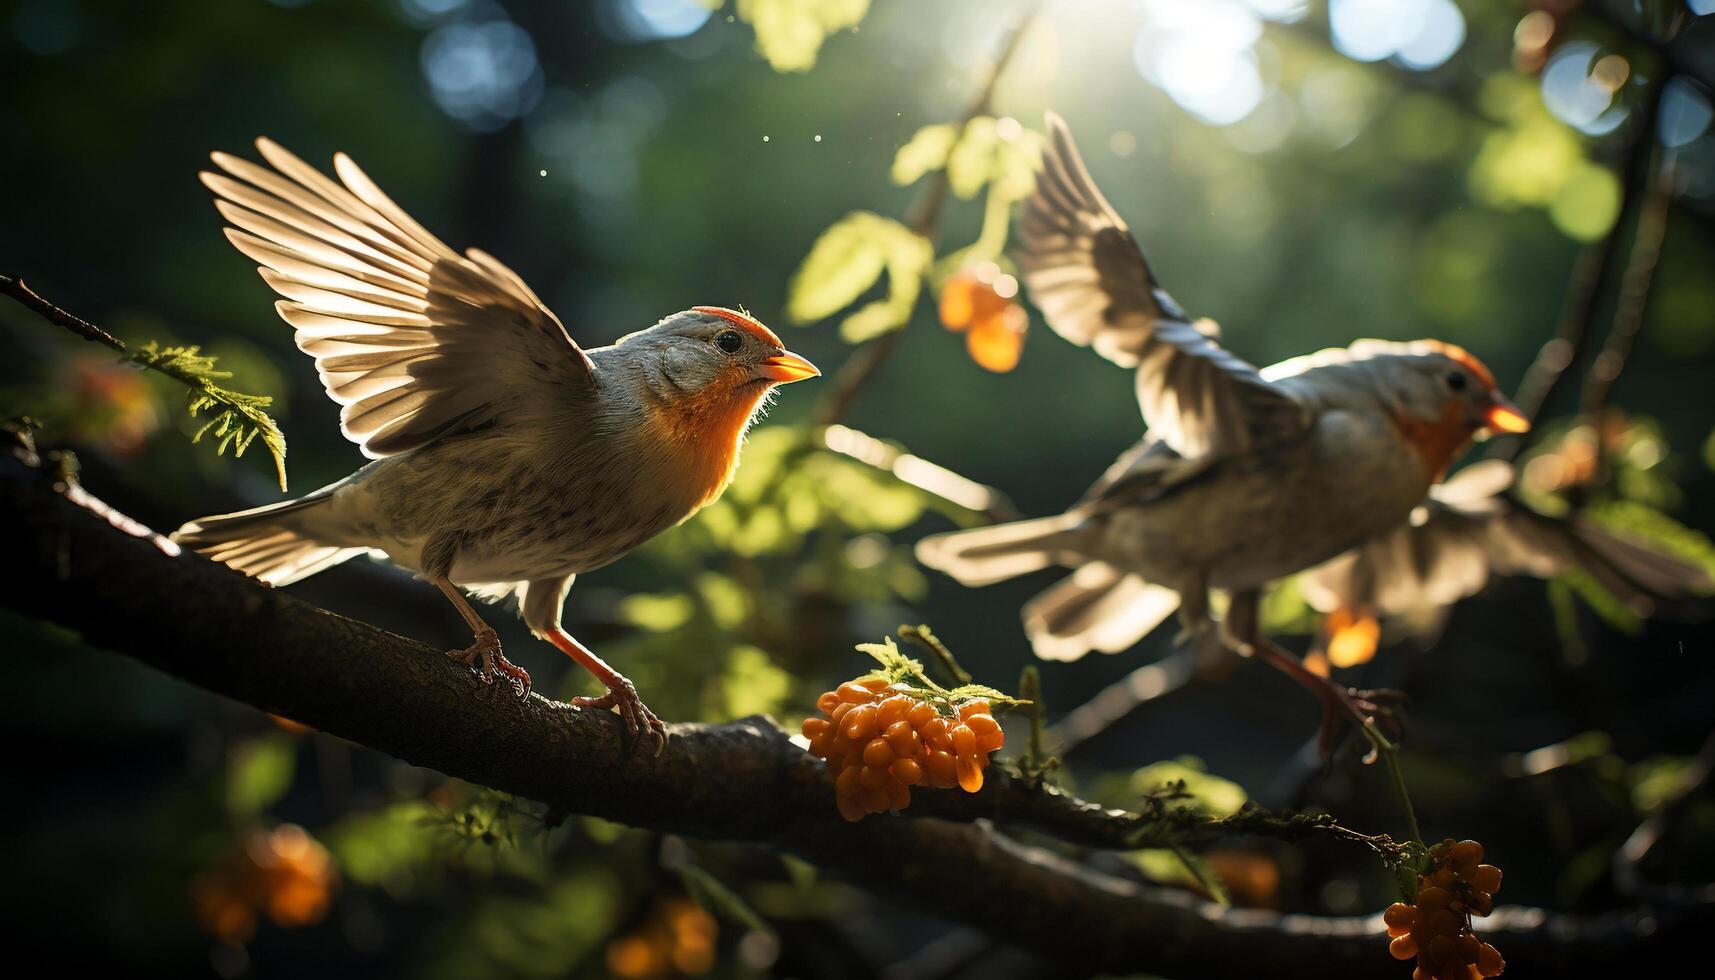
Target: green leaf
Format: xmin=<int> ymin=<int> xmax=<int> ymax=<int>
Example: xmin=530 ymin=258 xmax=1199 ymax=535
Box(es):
xmin=786 ymin=211 xmax=894 ymax=324
xmin=840 ymin=225 xmax=931 ymax=342
xmin=946 ymin=117 xmax=998 ymax=199
xmin=1131 ymin=757 xmax=1247 ymax=818
xmin=678 ymin=861 xmax=773 ymax=934
xmin=132 ymin=341 xmax=288 ymax=490
xmin=891 ymin=123 xmax=958 ymax=186
xmin=736 ymin=0 xmax=869 ymax=73
xmin=226 ymin=735 xmax=296 ymax=818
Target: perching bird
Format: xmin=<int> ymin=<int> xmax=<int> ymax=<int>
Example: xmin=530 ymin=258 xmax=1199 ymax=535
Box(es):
xmin=916 ymin=112 xmax=1707 ymax=744
xmin=172 ymin=138 xmax=820 ymax=748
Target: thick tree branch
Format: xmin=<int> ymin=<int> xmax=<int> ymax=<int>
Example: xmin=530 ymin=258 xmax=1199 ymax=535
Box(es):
xmin=3 ymin=450 xmax=1709 ymax=976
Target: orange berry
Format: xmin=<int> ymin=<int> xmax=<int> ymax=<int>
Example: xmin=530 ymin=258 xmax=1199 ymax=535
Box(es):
xmin=955 ymin=756 xmax=984 ymax=793
xmin=843 ymin=704 xmax=877 ymax=740
xmin=1450 ymin=840 xmax=1483 ymax=869
xmin=1475 ymin=942 xmax=1504 ymax=977
xmin=828 ymin=701 xmax=853 ymax=727
xmin=836 ymin=795 xmax=866 ymax=822
xmin=1416 ymin=886 xmax=1452 ymax=910
xmin=939 ymin=274 xmax=978 ymax=331
xmin=1389 ymin=934 xmax=1418 ymax=960
xmin=1469 ymin=864 xmax=1502 ymax=895
xmin=802 ymin=717 xmax=829 ymax=739
xmin=876 ymin=696 xmax=910 ymax=727
xmin=906 ymin=701 xmax=937 ymax=727
xmin=1466 ymin=891 xmax=1493 ymax=917
xmin=885 ymin=777 xmax=910 ymax=811
xmin=816 ymin=691 xmax=840 ymax=714
xmin=884 ymin=722 xmax=921 ymax=758
xmin=966 ymin=314 xmax=1025 ymax=373
xmin=965 ymin=713 xmax=1000 ymax=737
xmin=1426 ymin=934 xmax=1456 ymax=967
xmin=1455 ymin=933 xmax=1480 ymax=963
xmin=950 ymin=724 xmax=977 ymax=757
xmin=891 ymin=757 xmax=924 ymax=785
xmin=920 ymin=717 xmax=949 ymax=747
xmin=975 ymin=728 xmax=1005 ymax=754
xmin=863 ymin=738 xmax=894 ymax=768
xmin=858 ymin=677 xmax=890 ymax=693
xmin=957 ymin=699 xmax=990 ymax=720
xmin=1384 ymin=902 xmax=1416 ymax=928
xmin=807 ymin=731 xmax=833 ymax=759
xmin=837 ymin=681 xmax=876 ymax=704
xmin=835 ymin=766 xmax=862 ymax=797
xmin=859 ymin=764 xmax=888 ymax=789
xmin=1428 ymin=867 xmax=1456 ymax=890
xmin=926 ymin=750 xmax=957 ymax=788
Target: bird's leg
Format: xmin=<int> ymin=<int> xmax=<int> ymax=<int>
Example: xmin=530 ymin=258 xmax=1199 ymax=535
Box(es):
xmin=544 ymin=627 xmax=666 ymax=756
xmin=1223 ymin=590 xmax=1400 ymax=761
xmin=434 ymin=577 xmax=531 ymax=696
xmin=1251 ymin=635 xmax=1403 ymax=759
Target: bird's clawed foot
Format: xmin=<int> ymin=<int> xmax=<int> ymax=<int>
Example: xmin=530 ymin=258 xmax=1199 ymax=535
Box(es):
xmin=446 ymin=627 xmax=532 ymax=697
xmin=1314 ymin=681 xmax=1404 ymax=763
xmin=573 ymin=676 xmax=667 ymax=756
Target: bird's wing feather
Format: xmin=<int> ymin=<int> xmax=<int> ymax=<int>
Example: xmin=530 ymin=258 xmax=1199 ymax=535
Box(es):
xmin=1015 ymin=112 xmax=1309 ymax=458
xmin=205 ymin=138 xmax=594 ymax=458
xmin=1299 ymin=461 xmax=1714 ymax=617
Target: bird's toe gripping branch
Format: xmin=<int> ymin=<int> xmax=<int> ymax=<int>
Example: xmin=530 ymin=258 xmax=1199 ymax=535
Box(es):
xmin=546 ymin=626 xmax=667 ymax=756
xmin=445 ymin=627 xmax=533 ymax=697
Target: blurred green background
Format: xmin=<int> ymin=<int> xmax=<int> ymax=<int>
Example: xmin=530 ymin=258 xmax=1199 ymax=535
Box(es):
xmin=3 ymin=0 xmax=1714 ymax=976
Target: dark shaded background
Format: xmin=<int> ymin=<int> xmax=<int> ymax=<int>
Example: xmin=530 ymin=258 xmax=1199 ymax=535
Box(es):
xmin=3 ymin=1 xmax=1714 ymax=977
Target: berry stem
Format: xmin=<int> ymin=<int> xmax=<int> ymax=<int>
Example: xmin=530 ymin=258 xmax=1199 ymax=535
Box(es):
xmin=1365 ymin=723 xmax=1424 ymax=846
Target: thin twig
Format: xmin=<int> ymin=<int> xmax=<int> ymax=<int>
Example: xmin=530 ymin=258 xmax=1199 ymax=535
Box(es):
xmin=814 ymin=3 xmax=1040 ymax=427
xmin=899 ymin=623 xmax=973 ymax=686
xmin=0 ymin=273 xmax=128 ymax=350
xmin=1581 ymin=151 xmax=1675 ymax=418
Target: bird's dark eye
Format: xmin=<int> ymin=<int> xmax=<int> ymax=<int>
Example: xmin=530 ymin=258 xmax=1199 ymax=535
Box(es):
xmin=715 ymin=330 xmax=743 ymax=354
xmin=1445 ymin=371 xmax=1468 ymax=392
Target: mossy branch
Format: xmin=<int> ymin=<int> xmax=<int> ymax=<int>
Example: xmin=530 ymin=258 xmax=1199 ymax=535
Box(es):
xmin=1 ymin=274 xmax=287 ymax=489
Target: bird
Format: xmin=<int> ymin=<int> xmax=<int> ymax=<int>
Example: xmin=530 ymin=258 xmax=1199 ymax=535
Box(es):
xmin=915 ymin=112 xmax=1708 ymax=748
xmin=171 ymin=138 xmax=820 ymax=749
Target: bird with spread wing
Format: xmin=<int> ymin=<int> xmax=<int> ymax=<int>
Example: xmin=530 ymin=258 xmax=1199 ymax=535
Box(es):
xmin=173 ymin=139 xmax=820 ymax=751
xmin=917 ymin=113 xmax=1710 ymax=748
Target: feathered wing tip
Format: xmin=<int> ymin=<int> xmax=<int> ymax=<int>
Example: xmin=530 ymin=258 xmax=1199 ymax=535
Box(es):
xmin=173 ymin=496 xmax=363 ymax=587
xmin=1023 ymin=563 xmax=1181 ymax=662
xmin=914 ymin=514 xmax=1082 ymax=588
xmin=1568 ymin=518 xmax=1715 ymax=617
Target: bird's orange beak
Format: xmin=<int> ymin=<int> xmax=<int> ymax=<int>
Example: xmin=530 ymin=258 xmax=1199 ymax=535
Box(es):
xmin=756 ymin=350 xmax=821 ymax=384
xmin=1483 ymin=395 xmax=1530 ymax=434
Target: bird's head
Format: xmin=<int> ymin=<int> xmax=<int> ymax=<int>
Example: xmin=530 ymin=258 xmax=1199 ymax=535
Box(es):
xmin=618 ymin=306 xmax=820 ymax=400
xmin=1356 ymin=339 xmax=1529 ymax=477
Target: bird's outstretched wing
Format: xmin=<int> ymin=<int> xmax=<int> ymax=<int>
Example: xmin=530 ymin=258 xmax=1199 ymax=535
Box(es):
xmin=1298 ymin=461 xmax=1714 ymax=619
xmin=203 ymin=138 xmax=594 ymax=458
xmin=1014 ymin=112 xmax=1309 ymax=458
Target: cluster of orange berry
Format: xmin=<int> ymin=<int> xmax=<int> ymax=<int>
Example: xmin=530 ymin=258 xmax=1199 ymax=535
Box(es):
xmin=191 ymin=824 xmax=338 ymax=943
xmin=1384 ymin=839 xmax=1505 ymax=979
xmin=802 ymin=677 xmax=1006 ymax=822
xmin=606 ymin=894 xmax=718 ymax=979
xmin=939 ymin=263 xmax=1028 ymax=373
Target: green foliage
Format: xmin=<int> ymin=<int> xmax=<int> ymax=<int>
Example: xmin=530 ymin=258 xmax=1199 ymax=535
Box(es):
xmin=736 ymin=0 xmax=869 ymax=73
xmin=224 ymin=734 xmax=296 ymax=819
xmin=130 ymin=342 xmax=288 ymax=490
xmin=1469 ymin=74 xmax=1620 ymax=242
xmin=785 ymin=210 xmax=931 ymax=342
xmin=1130 ymin=757 xmax=1248 ymax=819
xmin=890 ymin=123 xmax=958 ymax=186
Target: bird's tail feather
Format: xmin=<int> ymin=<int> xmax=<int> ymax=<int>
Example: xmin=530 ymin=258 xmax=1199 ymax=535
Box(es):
xmin=173 ymin=494 xmax=362 ymax=587
xmin=915 ymin=514 xmax=1083 ymax=587
xmin=1023 ymin=563 xmax=1181 ymax=662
